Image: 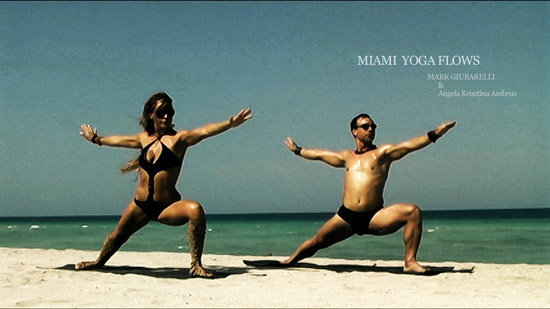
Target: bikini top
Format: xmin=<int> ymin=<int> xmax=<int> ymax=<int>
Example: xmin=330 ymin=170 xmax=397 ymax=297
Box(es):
xmin=138 ymin=140 xmax=182 ymax=176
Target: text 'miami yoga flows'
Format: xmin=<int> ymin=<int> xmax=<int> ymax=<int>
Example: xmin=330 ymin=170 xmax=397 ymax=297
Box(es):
xmin=357 ymin=55 xmax=480 ymax=66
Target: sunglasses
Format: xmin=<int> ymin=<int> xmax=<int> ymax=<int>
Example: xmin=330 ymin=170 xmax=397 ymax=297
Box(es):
xmin=155 ymin=108 xmax=175 ymax=118
xmin=358 ymin=123 xmax=377 ymax=131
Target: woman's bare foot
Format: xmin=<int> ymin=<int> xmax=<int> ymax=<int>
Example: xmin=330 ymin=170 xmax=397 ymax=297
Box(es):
xmin=74 ymin=261 xmax=101 ymax=270
xmin=404 ymin=261 xmax=427 ymax=274
xmin=189 ymin=264 xmax=213 ymax=278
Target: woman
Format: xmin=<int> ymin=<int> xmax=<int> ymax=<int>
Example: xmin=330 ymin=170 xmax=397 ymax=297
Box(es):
xmin=77 ymin=91 xmax=252 ymax=277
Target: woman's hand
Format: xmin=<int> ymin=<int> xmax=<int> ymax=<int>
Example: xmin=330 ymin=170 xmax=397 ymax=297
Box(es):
xmin=79 ymin=124 xmax=103 ymax=145
xmin=79 ymin=124 xmax=98 ymax=142
xmin=229 ymin=109 xmax=253 ymax=128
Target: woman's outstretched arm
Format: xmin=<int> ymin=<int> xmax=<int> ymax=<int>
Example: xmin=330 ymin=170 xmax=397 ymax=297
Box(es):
xmin=79 ymin=124 xmax=142 ymax=149
xmin=180 ymin=109 xmax=252 ymax=146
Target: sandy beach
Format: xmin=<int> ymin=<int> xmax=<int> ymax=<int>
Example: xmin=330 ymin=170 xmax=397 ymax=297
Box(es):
xmin=1 ymin=247 xmax=548 ymax=308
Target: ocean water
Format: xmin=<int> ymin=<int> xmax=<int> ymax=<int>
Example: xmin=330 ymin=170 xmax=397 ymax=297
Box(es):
xmin=1 ymin=208 xmax=549 ymax=264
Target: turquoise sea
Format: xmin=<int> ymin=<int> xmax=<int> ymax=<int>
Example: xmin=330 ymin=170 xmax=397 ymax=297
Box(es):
xmin=1 ymin=208 xmax=549 ymax=264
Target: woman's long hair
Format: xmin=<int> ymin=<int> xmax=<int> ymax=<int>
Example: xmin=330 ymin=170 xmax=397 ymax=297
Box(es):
xmin=119 ymin=92 xmax=173 ymax=174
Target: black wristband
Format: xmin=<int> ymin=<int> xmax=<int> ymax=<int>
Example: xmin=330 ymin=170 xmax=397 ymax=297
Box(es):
xmin=91 ymin=134 xmax=102 ymax=146
xmin=293 ymin=146 xmax=302 ymax=156
xmin=427 ymin=130 xmax=440 ymax=143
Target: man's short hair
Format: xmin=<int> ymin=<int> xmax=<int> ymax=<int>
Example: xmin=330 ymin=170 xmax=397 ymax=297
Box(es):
xmin=350 ymin=113 xmax=373 ymax=131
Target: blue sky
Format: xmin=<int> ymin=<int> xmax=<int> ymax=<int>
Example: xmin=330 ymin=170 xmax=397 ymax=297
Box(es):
xmin=1 ymin=1 xmax=548 ymax=216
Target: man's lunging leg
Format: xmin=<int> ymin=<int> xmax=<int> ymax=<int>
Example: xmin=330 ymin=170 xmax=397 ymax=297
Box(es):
xmin=402 ymin=205 xmax=425 ymax=273
xmin=282 ymin=215 xmax=354 ymax=265
xmin=369 ymin=203 xmax=426 ymax=274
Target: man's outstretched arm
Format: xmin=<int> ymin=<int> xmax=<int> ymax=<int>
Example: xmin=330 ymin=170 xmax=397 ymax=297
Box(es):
xmin=384 ymin=121 xmax=456 ymax=161
xmin=284 ymin=137 xmax=345 ymax=168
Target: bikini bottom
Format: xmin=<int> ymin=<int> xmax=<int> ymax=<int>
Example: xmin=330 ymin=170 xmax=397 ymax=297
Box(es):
xmin=134 ymin=198 xmax=172 ymax=221
xmin=337 ymin=205 xmax=383 ymax=235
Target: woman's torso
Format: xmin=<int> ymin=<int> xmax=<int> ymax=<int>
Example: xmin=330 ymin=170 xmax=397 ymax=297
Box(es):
xmin=133 ymin=133 xmax=186 ymax=203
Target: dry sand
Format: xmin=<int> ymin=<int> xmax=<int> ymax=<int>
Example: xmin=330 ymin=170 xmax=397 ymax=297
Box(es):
xmin=1 ymin=247 xmax=548 ymax=308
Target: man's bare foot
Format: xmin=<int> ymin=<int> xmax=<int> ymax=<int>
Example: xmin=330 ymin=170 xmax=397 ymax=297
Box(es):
xmin=189 ymin=264 xmax=213 ymax=278
xmin=75 ymin=261 xmax=101 ymax=270
xmin=280 ymin=258 xmax=299 ymax=266
xmin=404 ymin=261 xmax=427 ymax=274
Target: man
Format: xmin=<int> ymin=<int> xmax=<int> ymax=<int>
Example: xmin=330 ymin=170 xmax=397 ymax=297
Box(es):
xmin=282 ymin=114 xmax=456 ymax=273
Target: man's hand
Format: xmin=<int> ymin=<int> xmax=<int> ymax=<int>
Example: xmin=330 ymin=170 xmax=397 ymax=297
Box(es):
xmin=284 ymin=137 xmax=300 ymax=153
xmin=229 ymin=109 xmax=253 ymax=128
xmin=435 ymin=121 xmax=457 ymax=137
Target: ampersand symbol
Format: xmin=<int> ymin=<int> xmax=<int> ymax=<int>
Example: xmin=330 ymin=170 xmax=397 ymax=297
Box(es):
xmin=438 ymin=82 xmax=444 ymax=89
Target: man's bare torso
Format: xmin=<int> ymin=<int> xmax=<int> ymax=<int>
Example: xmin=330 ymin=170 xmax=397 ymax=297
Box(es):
xmin=341 ymin=146 xmax=391 ymax=212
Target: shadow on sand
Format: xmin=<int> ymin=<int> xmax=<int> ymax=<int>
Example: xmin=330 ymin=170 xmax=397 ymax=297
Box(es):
xmin=243 ymin=260 xmax=475 ymax=276
xmin=54 ymin=260 xmax=474 ymax=279
xmin=56 ymin=264 xmax=252 ymax=280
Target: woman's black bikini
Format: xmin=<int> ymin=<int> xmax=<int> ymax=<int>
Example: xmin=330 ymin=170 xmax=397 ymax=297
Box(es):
xmin=134 ymin=139 xmax=182 ymax=220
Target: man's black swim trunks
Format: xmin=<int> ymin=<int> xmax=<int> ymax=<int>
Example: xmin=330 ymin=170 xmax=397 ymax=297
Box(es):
xmin=337 ymin=205 xmax=383 ymax=235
